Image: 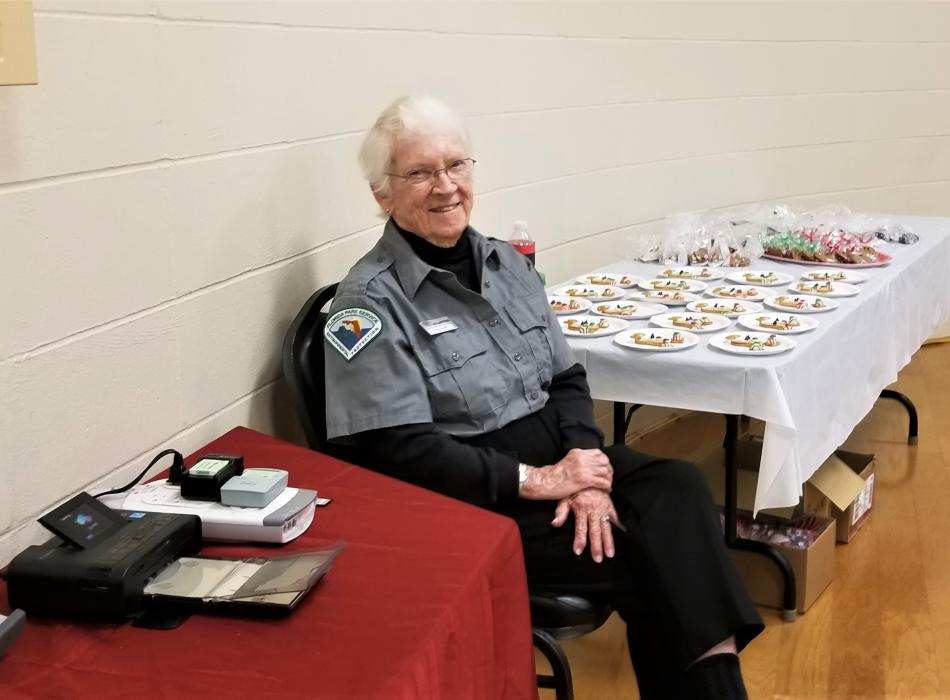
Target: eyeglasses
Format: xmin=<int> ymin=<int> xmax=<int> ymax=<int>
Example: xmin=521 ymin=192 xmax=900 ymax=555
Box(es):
xmin=388 ymin=158 xmax=477 ymax=187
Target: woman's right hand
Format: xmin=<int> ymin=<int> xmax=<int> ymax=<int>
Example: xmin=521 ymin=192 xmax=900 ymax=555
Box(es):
xmin=519 ymin=448 xmax=612 ymax=500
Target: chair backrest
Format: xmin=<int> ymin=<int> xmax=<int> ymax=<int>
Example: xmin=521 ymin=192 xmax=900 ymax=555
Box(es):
xmin=282 ymin=282 xmax=360 ymax=463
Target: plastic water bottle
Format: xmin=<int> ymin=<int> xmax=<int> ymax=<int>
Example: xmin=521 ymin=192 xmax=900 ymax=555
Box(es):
xmin=509 ymin=220 xmax=536 ymax=265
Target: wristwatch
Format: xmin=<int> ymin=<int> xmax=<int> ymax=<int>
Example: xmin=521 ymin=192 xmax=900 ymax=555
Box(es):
xmin=518 ymin=463 xmax=529 ymax=489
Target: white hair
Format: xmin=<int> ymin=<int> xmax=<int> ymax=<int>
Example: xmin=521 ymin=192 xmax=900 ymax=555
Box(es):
xmin=358 ymin=95 xmax=471 ymax=200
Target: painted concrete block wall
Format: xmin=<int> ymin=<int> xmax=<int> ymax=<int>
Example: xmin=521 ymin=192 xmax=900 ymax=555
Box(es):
xmin=2 ymin=1 xmax=949 ymax=564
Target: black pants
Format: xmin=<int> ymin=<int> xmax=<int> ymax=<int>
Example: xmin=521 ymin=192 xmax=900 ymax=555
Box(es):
xmin=467 ymin=406 xmax=764 ymax=698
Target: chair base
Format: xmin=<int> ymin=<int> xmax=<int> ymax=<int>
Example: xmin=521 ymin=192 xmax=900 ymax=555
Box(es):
xmin=533 ymin=628 xmax=574 ymax=700
xmin=531 ymin=594 xmax=612 ymax=699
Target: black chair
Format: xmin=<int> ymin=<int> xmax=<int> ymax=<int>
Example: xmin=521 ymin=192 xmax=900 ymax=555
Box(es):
xmin=281 ymin=283 xmax=362 ymax=466
xmin=283 ymin=282 xmax=612 ymax=700
xmin=530 ymin=593 xmax=612 ymax=699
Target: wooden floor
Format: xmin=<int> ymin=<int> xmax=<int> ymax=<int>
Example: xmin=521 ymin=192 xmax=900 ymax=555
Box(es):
xmin=538 ymin=342 xmax=950 ymax=700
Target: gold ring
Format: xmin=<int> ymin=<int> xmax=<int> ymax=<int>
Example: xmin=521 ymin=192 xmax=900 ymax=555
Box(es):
xmin=601 ymin=515 xmax=611 ymax=522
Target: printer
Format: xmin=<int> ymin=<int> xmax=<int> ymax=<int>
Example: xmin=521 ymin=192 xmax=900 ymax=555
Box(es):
xmin=6 ymin=493 xmax=201 ymax=621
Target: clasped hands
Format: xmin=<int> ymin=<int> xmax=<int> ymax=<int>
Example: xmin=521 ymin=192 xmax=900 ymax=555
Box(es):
xmin=519 ymin=448 xmax=624 ymax=563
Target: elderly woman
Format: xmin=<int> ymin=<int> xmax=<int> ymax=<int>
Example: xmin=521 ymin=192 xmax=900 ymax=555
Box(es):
xmin=324 ymin=96 xmax=763 ymax=699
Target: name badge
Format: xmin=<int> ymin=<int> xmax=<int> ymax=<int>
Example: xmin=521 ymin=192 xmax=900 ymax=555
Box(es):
xmin=420 ymin=317 xmax=458 ymax=336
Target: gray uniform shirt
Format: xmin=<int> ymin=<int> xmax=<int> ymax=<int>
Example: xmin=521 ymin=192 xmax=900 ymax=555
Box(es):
xmin=324 ymin=220 xmax=577 ymax=440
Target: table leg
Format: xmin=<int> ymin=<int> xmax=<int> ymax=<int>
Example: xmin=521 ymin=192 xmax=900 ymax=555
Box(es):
xmin=722 ymin=414 xmax=798 ymax=622
xmin=879 ymin=389 xmax=919 ymax=445
xmin=611 ymin=402 xmax=643 ymax=446
xmin=723 ymin=414 xmax=739 ymax=545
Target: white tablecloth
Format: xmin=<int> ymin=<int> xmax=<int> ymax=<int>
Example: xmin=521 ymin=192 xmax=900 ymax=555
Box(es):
xmin=561 ymin=215 xmax=950 ymax=513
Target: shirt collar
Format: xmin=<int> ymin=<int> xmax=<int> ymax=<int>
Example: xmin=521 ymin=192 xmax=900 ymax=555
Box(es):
xmin=380 ymin=218 xmax=500 ymax=298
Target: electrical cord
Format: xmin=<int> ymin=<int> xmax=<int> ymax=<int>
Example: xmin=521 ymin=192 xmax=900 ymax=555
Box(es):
xmin=0 ymin=449 xmax=185 ymax=580
xmin=91 ymin=449 xmax=184 ymax=499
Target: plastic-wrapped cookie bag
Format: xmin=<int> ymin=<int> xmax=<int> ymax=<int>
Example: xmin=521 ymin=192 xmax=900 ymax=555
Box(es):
xmin=662 ymin=213 xmax=703 ymax=266
xmin=874 ymin=221 xmax=918 ymax=245
xmin=707 ymin=216 xmax=762 ymax=267
xmin=626 ymin=228 xmax=663 ymax=262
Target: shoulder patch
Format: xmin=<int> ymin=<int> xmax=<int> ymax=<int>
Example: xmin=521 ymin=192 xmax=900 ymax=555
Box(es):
xmin=324 ymin=308 xmax=383 ymax=361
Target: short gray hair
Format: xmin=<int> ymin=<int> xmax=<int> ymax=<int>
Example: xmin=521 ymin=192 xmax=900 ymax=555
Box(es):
xmin=358 ymin=95 xmax=471 ymax=199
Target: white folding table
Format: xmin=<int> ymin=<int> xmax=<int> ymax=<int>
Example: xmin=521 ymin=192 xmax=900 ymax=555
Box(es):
xmin=560 ymin=214 xmax=950 ymax=617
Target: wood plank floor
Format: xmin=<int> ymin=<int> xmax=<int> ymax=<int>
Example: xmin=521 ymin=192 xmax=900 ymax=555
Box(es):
xmin=538 ymin=342 xmax=950 ymax=700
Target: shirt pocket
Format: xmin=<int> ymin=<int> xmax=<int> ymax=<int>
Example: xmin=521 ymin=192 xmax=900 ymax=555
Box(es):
xmin=504 ymin=292 xmax=554 ymax=386
xmin=414 ymin=330 xmax=505 ymax=424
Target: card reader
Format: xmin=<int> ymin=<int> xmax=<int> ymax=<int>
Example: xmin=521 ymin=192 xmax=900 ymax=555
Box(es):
xmin=220 ymin=468 xmax=288 ymax=508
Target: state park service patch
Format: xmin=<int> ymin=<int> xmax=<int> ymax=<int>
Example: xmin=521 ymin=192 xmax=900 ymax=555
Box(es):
xmin=324 ymin=308 xmax=383 ymax=361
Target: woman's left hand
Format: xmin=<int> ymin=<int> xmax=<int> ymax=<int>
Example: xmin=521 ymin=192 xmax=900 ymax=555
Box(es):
xmin=551 ymin=488 xmax=625 ymax=563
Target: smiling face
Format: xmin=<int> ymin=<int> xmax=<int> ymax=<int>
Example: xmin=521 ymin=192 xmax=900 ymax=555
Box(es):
xmin=374 ymin=133 xmax=474 ymax=248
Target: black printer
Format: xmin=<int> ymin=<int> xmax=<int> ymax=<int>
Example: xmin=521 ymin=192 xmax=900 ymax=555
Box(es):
xmin=6 ymin=493 xmax=200 ymax=621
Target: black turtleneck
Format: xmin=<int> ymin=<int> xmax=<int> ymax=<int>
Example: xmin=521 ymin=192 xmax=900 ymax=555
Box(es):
xmin=395 ymin=222 xmax=480 ymax=292
xmin=337 ymin=221 xmax=603 ymax=510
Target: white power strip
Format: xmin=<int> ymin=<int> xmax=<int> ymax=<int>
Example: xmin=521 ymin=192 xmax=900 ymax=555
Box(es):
xmin=99 ymin=482 xmax=316 ymax=544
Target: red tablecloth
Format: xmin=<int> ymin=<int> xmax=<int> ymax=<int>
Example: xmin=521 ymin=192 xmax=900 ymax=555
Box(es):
xmin=0 ymin=427 xmax=538 ymax=699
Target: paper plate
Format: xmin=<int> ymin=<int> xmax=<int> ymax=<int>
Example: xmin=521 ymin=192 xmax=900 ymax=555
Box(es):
xmin=614 ymin=328 xmax=700 ymax=352
xmin=638 ymin=278 xmax=709 ymax=294
xmin=575 ymin=271 xmax=640 ymax=288
xmin=799 ymin=268 xmax=869 ymax=284
xmin=548 ymin=295 xmax=592 ymax=316
xmin=649 ymin=312 xmax=731 ymax=333
xmin=706 ymin=285 xmax=769 ymax=302
xmin=710 ymin=331 xmax=796 ymax=356
xmin=737 ymin=313 xmax=817 ymax=335
xmin=589 ymin=301 xmax=668 ymax=320
xmin=788 ymin=280 xmax=860 ymax=298
xmin=725 ymin=270 xmax=794 ymax=287
xmin=656 ymin=266 xmax=725 ymax=281
xmin=627 ymin=290 xmax=701 ymax=306
xmin=764 ymin=295 xmax=839 ymax=314
xmin=558 ymin=315 xmax=629 ymax=338
xmin=551 ymin=284 xmax=626 ymax=303
xmin=686 ymin=300 xmax=763 ymax=318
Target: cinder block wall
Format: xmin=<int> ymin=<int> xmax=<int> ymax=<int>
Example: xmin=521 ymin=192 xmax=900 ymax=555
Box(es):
xmin=2 ymin=1 xmax=949 ymax=564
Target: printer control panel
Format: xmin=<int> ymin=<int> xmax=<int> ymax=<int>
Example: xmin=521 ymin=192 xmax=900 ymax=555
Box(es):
xmin=97 ymin=512 xmax=179 ymax=563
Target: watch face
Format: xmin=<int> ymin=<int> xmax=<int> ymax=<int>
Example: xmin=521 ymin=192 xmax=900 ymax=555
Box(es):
xmin=518 ymin=463 xmax=528 ymax=485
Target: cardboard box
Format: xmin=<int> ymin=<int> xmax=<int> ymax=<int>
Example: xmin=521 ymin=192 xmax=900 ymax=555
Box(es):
xmin=697 ymin=440 xmax=840 ymax=612
xmin=727 ymin=512 xmax=836 ymax=614
xmin=698 ymin=441 xmax=876 ymax=537
xmin=802 ymin=450 xmax=875 ymax=543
